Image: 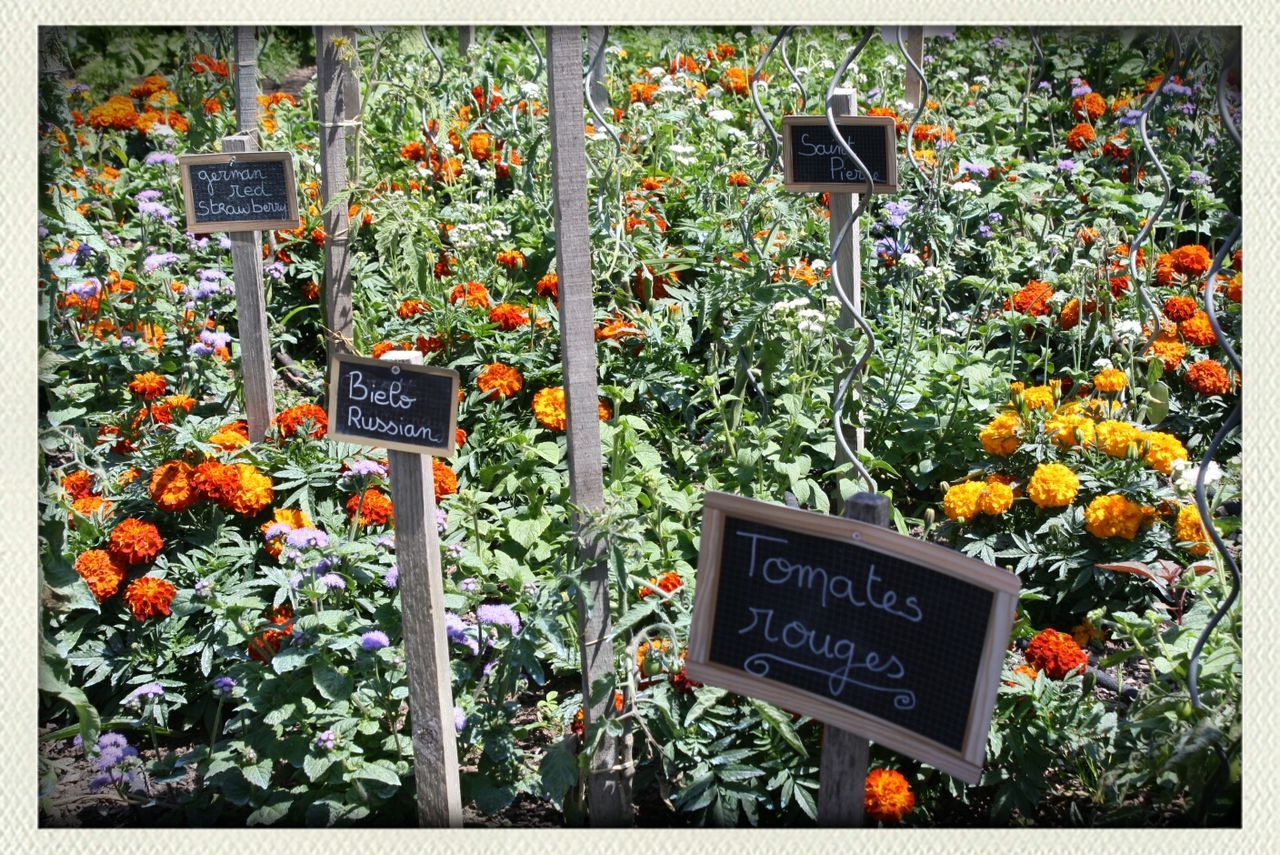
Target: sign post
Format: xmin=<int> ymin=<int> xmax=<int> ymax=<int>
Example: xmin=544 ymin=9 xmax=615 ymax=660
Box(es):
xmin=685 ymin=491 xmax=1018 ymax=786
xmin=316 ymin=26 xmax=355 ymax=361
xmin=179 ymin=141 xmax=297 ymax=441
xmin=328 ymin=349 xmax=462 ymax=827
xmin=233 ymin=27 xmax=258 ymax=136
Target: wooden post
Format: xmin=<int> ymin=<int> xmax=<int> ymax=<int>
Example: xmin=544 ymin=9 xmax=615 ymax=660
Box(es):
xmin=545 ymin=25 xmax=628 ymax=827
xmin=828 ymin=88 xmax=863 ymax=464
xmin=234 ymin=27 xmax=258 ymax=136
xmin=316 ymin=27 xmax=354 ymax=361
xmin=904 ymin=27 xmax=925 ymax=107
xmin=341 ymin=26 xmax=361 ymax=162
xmin=458 ymin=26 xmax=475 ymax=55
xmin=586 ymin=27 xmax=608 ymax=110
xmin=381 ymin=349 xmax=464 ymax=828
xmin=817 ymin=492 xmax=889 ymax=826
xmin=222 ymin=134 xmax=276 ymax=441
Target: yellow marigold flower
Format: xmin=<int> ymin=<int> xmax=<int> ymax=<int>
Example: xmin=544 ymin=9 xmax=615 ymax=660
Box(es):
xmin=1071 ymin=619 xmax=1104 ymax=648
xmin=978 ymin=480 xmax=1014 ymax=516
xmin=1083 ymin=494 xmax=1152 ymax=539
xmin=260 ymin=507 xmax=312 ymax=559
xmin=1141 ymin=431 xmax=1188 ymax=475
xmin=1093 ymin=368 xmax=1127 ymax=394
xmin=1026 ymin=463 xmax=1079 ymax=509
xmin=1175 ymin=504 xmax=1211 ymax=556
xmin=533 ymin=387 xmax=569 ymax=432
xmin=225 ymin=464 xmax=273 ymax=516
xmin=942 ymin=481 xmax=985 ymax=523
xmin=1096 ymin=420 xmax=1142 ymax=458
xmin=980 ymin=411 xmax=1023 ymax=457
xmin=1011 ymin=383 xmax=1055 ymax=412
xmin=1044 ymin=413 xmax=1095 ymax=450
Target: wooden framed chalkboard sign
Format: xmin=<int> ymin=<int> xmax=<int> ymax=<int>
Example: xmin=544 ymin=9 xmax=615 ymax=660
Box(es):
xmin=686 ymin=491 xmax=1018 ymax=784
xmin=178 ymin=150 xmax=299 ymax=234
xmin=781 ymin=115 xmax=899 ymax=194
xmin=326 ymin=353 xmax=460 ymax=456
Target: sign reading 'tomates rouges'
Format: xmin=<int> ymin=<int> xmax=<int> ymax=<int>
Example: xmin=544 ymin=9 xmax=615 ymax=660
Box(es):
xmin=686 ymin=491 xmax=1018 ymax=784
xmin=781 ymin=115 xmax=899 ymax=193
xmin=178 ymin=150 xmax=299 ymax=233
xmin=326 ymin=353 xmax=460 ymax=456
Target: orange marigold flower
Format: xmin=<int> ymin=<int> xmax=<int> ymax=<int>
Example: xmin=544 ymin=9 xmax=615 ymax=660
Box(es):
xmin=401 ymin=140 xmax=427 ymax=161
xmin=1226 ymin=273 xmax=1241 ymax=304
xmin=864 ymin=768 xmax=916 ymax=824
xmin=535 ymin=272 xmax=560 ymax=301
xmin=123 ymin=576 xmax=177 ymax=622
xmin=1003 ymin=280 xmax=1054 ymax=316
xmin=71 ymin=495 xmax=113 ymax=517
xmin=1145 ymin=324 xmax=1187 ymax=372
xmin=248 ymin=604 xmax=294 ymax=663
xmin=128 ymin=371 xmax=168 ymax=400
xmin=61 ymin=471 xmax=97 ymax=500
xmin=942 ymin=481 xmax=985 ymax=523
xmin=1179 ymin=311 xmax=1219 ymax=347
xmin=130 ymin=74 xmax=169 ymax=98
xmin=74 ymin=549 xmax=126 ymax=602
xmin=720 ymin=67 xmax=751 ymax=96
xmin=489 ymin=302 xmax=530 ymax=331
xmin=1141 ymin=431 xmax=1188 ymax=475
xmin=416 ymin=334 xmax=445 ymax=355
xmin=1072 ymin=92 xmax=1107 ymax=121
xmin=1024 ymin=628 xmax=1087 ymax=679
xmin=1026 ymin=463 xmax=1080 ymax=509
xmin=397 ymin=298 xmax=430 ymax=319
xmin=1093 ymin=368 xmax=1127 ymax=394
xmin=1005 ymin=663 xmax=1040 ymax=686
xmin=164 ymin=394 xmax=195 ymax=413
xmin=639 ymin=571 xmax=683 ymax=599
xmin=496 ymin=249 xmax=527 ymax=270
xmin=1185 ymin=359 xmax=1231 ymax=396
xmin=371 ymin=341 xmax=396 ymax=359
xmin=533 ymin=387 xmax=569 ymax=431
xmin=86 ymin=95 xmax=139 ymax=131
xmin=346 ymin=488 xmax=394 ymax=527
xmin=468 ymin=132 xmax=494 ymax=161
xmin=202 ymin=97 xmax=221 ymax=115
xmin=629 ymin=82 xmax=659 ymax=104
xmin=1175 ymin=504 xmax=1212 ymax=557
xmin=260 ymin=507 xmax=311 ymax=559
xmin=432 ymin=459 xmax=458 ymax=502
xmin=980 ymin=410 xmax=1023 ymax=457
xmin=1084 ymin=494 xmax=1153 ymax=540
xmin=596 ymin=313 xmax=645 ymax=342
xmin=149 ymin=460 xmax=199 ymax=513
xmin=598 ymin=399 xmax=613 ymax=421
xmin=277 ymin=403 xmax=329 ymax=439
xmin=191 ymin=460 xmax=235 ymax=506
xmin=1170 ymin=245 xmax=1212 ymax=278
xmin=450 ymin=281 xmax=491 ymax=308
xmin=108 ymin=517 xmax=165 ymax=566
xmin=455 ymin=428 xmax=467 ymax=447
xmin=477 ymin=362 xmax=523 ymax=400
xmin=727 ymin=171 xmax=750 ymax=187
xmin=1163 ymin=295 xmax=1198 ymax=322
xmin=208 ymin=420 xmax=250 ymax=451
xmin=135 ymin=109 xmax=189 ymax=135
xmin=1066 ymin=122 xmax=1096 ymax=151
xmin=221 ymin=464 xmax=273 ymax=516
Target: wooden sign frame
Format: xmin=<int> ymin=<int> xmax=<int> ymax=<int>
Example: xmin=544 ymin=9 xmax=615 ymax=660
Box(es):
xmin=326 ymin=353 xmax=460 ymax=457
xmin=178 ymin=150 xmax=300 ymax=234
xmin=685 ymin=491 xmax=1018 ymax=784
xmin=781 ymin=115 xmax=899 ymax=194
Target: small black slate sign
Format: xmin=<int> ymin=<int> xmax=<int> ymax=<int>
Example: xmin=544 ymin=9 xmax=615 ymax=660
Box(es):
xmin=326 ymin=353 xmax=460 ymax=456
xmin=686 ymin=491 xmax=1018 ymax=784
xmin=179 ymin=150 xmax=299 ymax=233
xmin=782 ymin=115 xmax=898 ymax=193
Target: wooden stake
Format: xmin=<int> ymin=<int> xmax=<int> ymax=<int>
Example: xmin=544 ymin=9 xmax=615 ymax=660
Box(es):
xmin=316 ymin=27 xmax=354 ymax=361
xmin=222 ymin=133 xmax=276 ymax=441
xmin=904 ymin=27 xmax=925 ymax=107
xmin=828 ymin=88 xmax=863 ymax=473
xmin=341 ymin=26 xmax=361 ymax=162
xmin=458 ymin=26 xmax=475 ymax=55
xmin=545 ymin=25 xmax=628 ymax=827
xmin=817 ymin=492 xmax=889 ymax=827
xmin=381 ymin=350 xmax=463 ymax=828
xmin=233 ymin=27 xmax=258 ymax=136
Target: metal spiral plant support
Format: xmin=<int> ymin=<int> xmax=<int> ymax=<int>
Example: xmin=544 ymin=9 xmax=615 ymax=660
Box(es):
xmin=417 ymin=27 xmax=445 ymax=145
xmin=896 ymin=26 xmax=930 ymax=182
xmin=1186 ymin=39 xmax=1242 ymax=718
xmin=738 ymin=26 xmax=794 ymax=259
xmin=1127 ymin=32 xmax=1188 ymax=358
xmin=521 ymin=26 xmax=545 ymax=82
xmin=1019 ymin=29 xmax=1047 ymax=143
xmin=583 ymin=28 xmax=622 ymax=190
xmin=825 ymin=28 xmax=879 ymax=492
xmin=779 ymin=29 xmax=807 ymax=113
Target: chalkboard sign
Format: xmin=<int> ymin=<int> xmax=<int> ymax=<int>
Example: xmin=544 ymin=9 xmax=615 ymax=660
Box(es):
xmin=686 ymin=491 xmax=1018 ymax=784
xmin=781 ymin=116 xmax=899 ymax=193
xmin=326 ymin=353 xmax=460 ymax=456
xmin=178 ymin=151 xmax=299 ymax=233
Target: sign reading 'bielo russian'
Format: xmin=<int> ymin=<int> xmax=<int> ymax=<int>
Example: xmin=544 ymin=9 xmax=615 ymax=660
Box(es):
xmin=326 ymin=353 xmax=460 ymax=456
xmin=686 ymin=491 xmax=1018 ymax=784
xmin=782 ymin=115 xmax=899 ymax=193
xmin=179 ymin=150 xmax=300 ymax=233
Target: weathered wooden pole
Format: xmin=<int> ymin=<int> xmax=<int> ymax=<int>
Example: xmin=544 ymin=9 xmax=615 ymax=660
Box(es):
xmin=545 ymin=25 xmax=628 ymax=827
xmin=234 ymin=27 xmax=258 ymax=135
xmin=458 ymin=26 xmax=475 ymax=55
xmin=315 ymin=27 xmax=354 ymax=361
xmin=380 ymin=349 xmax=464 ymax=828
xmin=828 ymin=88 xmax=863 ymax=460
xmin=816 ymin=492 xmax=888 ymax=826
xmin=904 ymin=27 xmax=925 ymax=106
xmin=341 ymin=26 xmax=361 ymax=162
xmin=222 ymin=133 xmax=276 ymax=440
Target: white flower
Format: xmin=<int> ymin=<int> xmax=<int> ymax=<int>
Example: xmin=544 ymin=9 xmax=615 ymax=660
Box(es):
xmin=1112 ymin=320 xmax=1143 ymax=342
xmin=951 ymin=181 xmax=981 ymax=194
xmin=723 ymin=126 xmax=746 ymax=139
xmin=810 ymin=259 xmax=828 ymax=271
xmin=1047 ymin=290 xmax=1071 ymax=308
xmin=899 ymin=252 xmax=924 ymax=269
xmin=1172 ymin=459 xmax=1222 ymax=496
xmin=648 ymin=66 xmax=666 ymax=79
xmin=708 ymin=108 xmax=734 ymax=122
xmin=669 ymin=144 xmax=696 ymax=154
xmin=945 ymin=69 xmax=961 ymax=81
xmin=817 ymin=59 xmax=836 ymax=71
xmin=922 ymin=266 xmax=947 ymax=284
xmin=1092 ymin=356 xmax=1114 ymax=369
xmin=520 ymin=81 xmax=540 ymax=97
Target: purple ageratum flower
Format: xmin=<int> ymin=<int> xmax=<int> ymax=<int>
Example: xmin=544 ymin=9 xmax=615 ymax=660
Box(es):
xmin=123 ymin=682 xmax=164 ymax=706
xmin=1037 ymin=80 xmax=1051 ymax=92
xmin=286 ymin=527 xmax=330 ymax=550
xmin=142 ymin=251 xmax=179 ymax=272
xmin=134 ymin=189 xmax=163 ymax=203
xmin=200 ymin=329 xmax=233 ymax=350
xmin=198 ymin=268 xmax=228 ymax=282
xmin=102 ymin=229 xmax=121 ymax=248
xmin=988 ymin=211 xmax=1003 ymax=224
xmin=375 ymin=534 xmax=396 ymax=550
xmin=38 ymin=225 xmax=49 ymax=239
xmin=213 ymin=676 xmax=236 ymax=696
xmin=458 ymin=577 xmax=479 ymax=593
xmin=264 ymin=261 xmax=285 ymax=280
xmin=1118 ymin=109 xmax=1143 ymax=127
xmin=447 ymin=543 xmax=464 ymax=558
xmin=444 ymin=612 xmax=481 ymax=655
xmin=263 ymin=522 xmax=292 ymax=541
xmin=193 ymin=578 xmax=213 ymax=599
xmin=476 ymin=603 xmax=522 ymax=635
xmin=65 ymin=278 xmax=101 ymax=300
xmin=1205 ymin=135 xmax=1217 ymax=148
xmin=1188 ymin=170 xmax=1210 ymax=187
xmin=186 ymin=233 xmax=210 ymax=251
xmin=1179 ymin=102 xmax=1196 ymax=116
xmin=218 ymin=235 xmax=232 ymax=250
xmin=119 ymin=335 xmax=135 ymax=349
xmin=1162 ymin=80 xmax=1194 ymax=98
xmin=317 ymin=573 xmax=346 ymax=591
xmin=315 ymin=729 xmax=337 ymax=751
xmin=977 ymin=225 xmax=993 ymax=239
xmin=68 ymin=82 xmax=90 ymax=96
xmin=98 ymin=732 xmax=129 ymax=750
xmin=874 ymin=236 xmax=904 ymax=259
xmin=957 ymin=160 xmax=989 ymax=178
xmin=454 ymin=706 xmax=467 ymax=733
xmin=138 ymin=200 xmax=174 ymax=224
xmin=883 ymin=199 xmax=911 ymax=227
xmin=144 ymin=151 xmax=177 ymax=166
xmin=1057 ymin=159 xmax=1076 ymax=174
xmin=866 ymin=87 xmax=882 ymax=101
xmin=988 ymin=36 xmax=1005 ymax=48
xmin=360 ymin=630 xmax=390 ymax=651
xmin=436 ymin=508 xmax=447 ymax=533
xmin=191 ymin=280 xmax=223 ymax=300
xmin=383 ymin=564 xmax=399 ymax=589
xmin=1071 ymin=83 xmax=1092 ymax=98
xmin=189 ymin=343 xmax=215 ymax=357
xmin=75 ymin=243 xmax=94 ymax=262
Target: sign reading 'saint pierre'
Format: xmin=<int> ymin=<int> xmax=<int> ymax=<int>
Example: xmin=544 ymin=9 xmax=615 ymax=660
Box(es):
xmin=781 ymin=115 xmax=899 ymax=193
xmin=326 ymin=353 xmax=460 ymax=457
xmin=178 ymin=150 xmax=299 ymax=234
xmin=686 ymin=491 xmax=1018 ymax=784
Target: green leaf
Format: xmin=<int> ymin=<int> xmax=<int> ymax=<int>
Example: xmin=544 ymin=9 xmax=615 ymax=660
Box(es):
xmin=247 ymin=795 xmax=293 ymax=825
xmin=241 ymin=759 xmax=273 ymax=790
xmin=537 ymin=737 xmax=580 ymax=809
xmin=303 ymin=753 xmax=336 ymax=782
xmin=312 ymin=662 xmax=353 ymax=702
xmin=749 ymin=699 xmax=807 ymax=756
xmin=353 ymin=759 xmax=403 ymax=787
xmin=271 ymin=645 xmax=312 ymax=674
xmin=508 ymin=513 xmax=550 ymax=545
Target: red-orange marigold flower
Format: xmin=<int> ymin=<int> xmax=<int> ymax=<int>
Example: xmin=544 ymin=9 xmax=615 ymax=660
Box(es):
xmin=450 ymin=281 xmax=491 ymax=308
xmin=149 ymin=460 xmax=199 ymax=513
xmin=276 ymin=403 xmax=329 ymax=440
xmin=489 ymin=302 xmax=530 ymax=331
xmin=432 ymin=459 xmax=458 ymax=502
xmin=108 ymin=517 xmax=164 ymax=566
xmin=62 ymin=471 xmax=97 ymax=500
xmin=1024 ymin=628 xmax=1087 ymax=679
xmin=128 ymin=371 xmax=168 ymax=400
xmin=1185 ymin=359 xmax=1231 ymax=396
xmin=123 ymin=576 xmax=177 ymax=621
xmin=1163 ymin=295 xmax=1197 ymax=322
xmin=727 ymin=171 xmax=750 ymax=187
xmin=1179 ymin=311 xmax=1220 ymax=347
xmin=477 ymin=362 xmax=523 ymax=400
xmin=496 ymin=249 xmax=526 ymax=270
xmin=532 ymin=387 xmax=569 ymax=431
xmin=1004 ymin=280 xmax=1054 ymax=316
xmin=1066 ymin=123 xmax=1096 ymax=151
xmin=468 ymin=132 xmax=494 ymax=162
xmin=864 ymin=768 xmax=916 ymax=824
xmin=1072 ymin=92 xmax=1107 ymax=121
xmin=536 ymin=272 xmax=559 ymax=301
xmin=639 ymin=571 xmax=683 ymax=599
xmin=74 ymin=549 xmax=126 ymax=601
xmin=397 ymin=298 xmax=429 ymax=319
xmin=1170 ymin=244 xmax=1212 ymax=278
xmin=346 ymin=488 xmax=394 ymax=527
